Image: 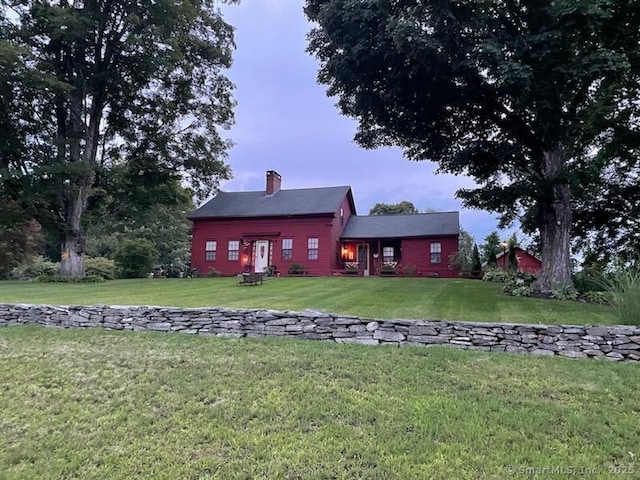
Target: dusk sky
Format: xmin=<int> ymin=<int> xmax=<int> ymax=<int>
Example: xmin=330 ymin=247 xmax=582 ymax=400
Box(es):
xmin=217 ymin=1 xmax=510 ymax=243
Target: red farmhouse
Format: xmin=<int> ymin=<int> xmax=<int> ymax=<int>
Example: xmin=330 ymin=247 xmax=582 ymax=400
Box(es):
xmin=189 ymin=171 xmax=460 ymax=277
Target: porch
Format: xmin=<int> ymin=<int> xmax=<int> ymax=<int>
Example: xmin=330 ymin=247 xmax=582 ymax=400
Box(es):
xmin=339 ymin=240 xmax=402 ymax=276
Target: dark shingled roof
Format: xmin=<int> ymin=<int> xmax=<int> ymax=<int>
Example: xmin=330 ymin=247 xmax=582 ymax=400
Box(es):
xmin=341 ymin=212 xmax=459 ymax=239
xmin=189 ymin=186 xmax=353 ymax=219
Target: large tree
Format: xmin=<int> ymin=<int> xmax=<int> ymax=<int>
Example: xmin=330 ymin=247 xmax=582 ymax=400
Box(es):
xmin=369 ymin=200 xmax=418 ymax=215
xmin=1 ymin=0 xmax=235 ymax=277
xmin=305 ymin=0 xmax=640 ymax=293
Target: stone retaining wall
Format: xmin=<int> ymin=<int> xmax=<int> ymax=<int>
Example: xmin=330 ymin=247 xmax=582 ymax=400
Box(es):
xmin=1 ymin=303 xmax=639 ymax=361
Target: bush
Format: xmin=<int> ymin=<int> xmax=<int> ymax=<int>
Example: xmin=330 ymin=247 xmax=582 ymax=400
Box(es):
xmin=11 ymin=256 xmax=59 ymax=280
xmin=85 ymin=257 xmax=116 ymax=280
xmin=482 ymin=268 xmax=515 ymax=283
xmin=165 ymin=266 xmax=184 ymax=278
xmin=502 ymin=271 xmax=536 ymax=298
xmin=502 ymin=282 xmax=531 ymax=297
xmin=114 ymin=239 xmax=159 ymax=278
xmin=402 ymin=264 xmax=418 ymax=277
xmin=35 ymin=274 xmax=104 ymax=283
xmin=580 ymin=290 xmax=613 ymax=305
xmin=551 ymin=283 xmax=579 ymax=301
xmin=605 ymin=267 xmax=640 ymax=325
xmin=288 ymin=263 xmax=305 ymax=274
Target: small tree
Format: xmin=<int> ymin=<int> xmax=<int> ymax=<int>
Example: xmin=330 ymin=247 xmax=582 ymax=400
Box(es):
xmin=114 ymin=239 xmax=158 ymax=279
xmin=472 ymin=244 xmax=482 ymax=272
xmin=481 ymin=232 xmax=501 ymax=268
xmin=507 ymin=234 xmax=519 ymax=273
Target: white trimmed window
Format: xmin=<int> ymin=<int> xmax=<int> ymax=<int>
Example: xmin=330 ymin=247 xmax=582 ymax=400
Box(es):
xmin=228 ymin=240 xmax=240 ymax=261
xmin=430 ymin=242 xmax=442 ymax=264
xmin=307 ymin=237 xmax=319 ymax=260
xmin=282 ymin=238 xmax=293 ymax=260
xmin=383 ymin=246 xmax=394 ymax=263
xmin=205 ymin=241 xmax=217 ymax=261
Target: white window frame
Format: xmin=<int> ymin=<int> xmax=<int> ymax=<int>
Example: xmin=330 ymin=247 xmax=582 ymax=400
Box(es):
xmin=430 ymin=242 xmax=442 ymax=264
xmin=307 ymin=237 xmax=319 ymax=260
xmin=228 ymin=240 xmax=240 ymax=261
xmin=282 ymin=238 xmax=293 ymax=260
xmin=382 ymin=246 xmax=394 ymax=263
xmin=205 ymin=241 xmax=217 ymax=261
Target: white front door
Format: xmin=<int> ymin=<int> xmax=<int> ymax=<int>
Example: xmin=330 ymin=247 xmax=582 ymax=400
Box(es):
xmin=254 ymin=240 xmax=270 ymax=273
xmin=357 ymin=244 xmax=370 ymax=276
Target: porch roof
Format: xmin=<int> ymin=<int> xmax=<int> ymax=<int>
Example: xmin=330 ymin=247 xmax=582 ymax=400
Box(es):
xmin=341 ymin=212 xmax=459 ymax=239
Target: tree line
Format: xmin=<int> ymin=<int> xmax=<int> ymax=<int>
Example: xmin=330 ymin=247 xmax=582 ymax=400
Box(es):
xmin=1 ymin=0 xmax=236 ymax=278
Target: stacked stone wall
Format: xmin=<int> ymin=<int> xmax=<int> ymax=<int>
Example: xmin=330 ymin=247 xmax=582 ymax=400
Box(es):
xmin=1 ymin=304 xmax=638 ymax=361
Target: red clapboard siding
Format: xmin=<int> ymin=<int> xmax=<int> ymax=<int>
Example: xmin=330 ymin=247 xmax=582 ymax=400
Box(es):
xmin=496 ymin=247 xmax=542 ymax=275
xmin=401 ymin=236 xmax=459 ymax=277
xmin=191 ymin=215 xmax=342 ymax=276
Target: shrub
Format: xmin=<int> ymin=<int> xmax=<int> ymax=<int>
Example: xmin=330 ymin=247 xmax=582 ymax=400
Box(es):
xmin=502 ymin=271 xmax=536 ymax=298
xmin=84 ymin=257 xmax=116 ymax=280
xmin=482 ymin=268 xmax=514 ymax=283
xmin=114 ymin=239 xmax=159 ymax=278
xmin=402 ymin=264 xmax=418 ymax=277
xmin=165 ymin=266 xmax=184 ymax=278
xmin=35 ymin=274 xmax=104 ymax=283
xmin=502 ymin=282 xmax=531 ymax=297
xmin=288 ymin=263 xmax=305 ymax=274
xmin=580 ymin=290 xmax=613 ymax=305
xmin=605 ymin=267 xmax=640 ymax=325
xmin=551 ymin=283 xmax=579 ymax=301
xmin=11 ymin=256 xmax=59 ymax=280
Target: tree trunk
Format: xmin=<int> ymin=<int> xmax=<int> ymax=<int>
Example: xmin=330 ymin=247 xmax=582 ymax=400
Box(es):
xmin=532 ymin=148 xmax=573 ymax=295
xmin=60 ymin=232 xmax=86 ymax=278
xmin=60 ymin=186 xmax=91 ymax=278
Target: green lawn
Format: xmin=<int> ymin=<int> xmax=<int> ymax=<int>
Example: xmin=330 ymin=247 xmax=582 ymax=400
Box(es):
xmin=0 ymin=277 xmax=616 ymax=325
xmin=0 ymin=327 xmax=638 ymax=479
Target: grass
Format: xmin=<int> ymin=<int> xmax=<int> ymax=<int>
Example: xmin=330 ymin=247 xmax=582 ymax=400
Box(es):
xmin=0 ymin=326 xmax=638 ymax=479
xmin=0 ymin=277 xmax=616 ymax=325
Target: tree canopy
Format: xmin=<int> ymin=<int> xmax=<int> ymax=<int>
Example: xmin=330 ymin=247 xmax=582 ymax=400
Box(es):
xmin=0 ymin=0 xmax=236 ymax=277
xmin=305 ymin=0 xmax=640 ymax=293
xmin=369 ymin=201 xmax=419 ymax=215
xmin=481 ymin=231 xmax=502 ymax=267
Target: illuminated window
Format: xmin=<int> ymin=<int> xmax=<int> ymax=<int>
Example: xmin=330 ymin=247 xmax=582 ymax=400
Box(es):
xmin=282 ymin=238 xmax=293 ymax=260
xmin=205 ymin=241 xmax=217 ymax=261
xmin=308 ymin=238 xmax=319 ymax=260
xmin=382 ymin=246 xmax=394 ymax=262
xmin=228 ymin=240 xmax=240 ymax=261
xmin=430 ymin=242 xmax=442 ymax=264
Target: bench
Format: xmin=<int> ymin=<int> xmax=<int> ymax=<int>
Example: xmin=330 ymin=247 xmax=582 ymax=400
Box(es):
xmin=237 ymin=272 xmax=263 ymax=286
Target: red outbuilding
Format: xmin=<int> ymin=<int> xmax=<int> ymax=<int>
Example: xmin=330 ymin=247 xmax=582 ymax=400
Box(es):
xmin=189 ymin=171 xmax=460 ymax=277
xmin=494 ymin=246 xmax=542 ymax=275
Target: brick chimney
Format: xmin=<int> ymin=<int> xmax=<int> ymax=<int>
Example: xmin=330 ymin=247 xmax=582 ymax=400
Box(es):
xmin=265 ymin=170 xmax=282 ymax=195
